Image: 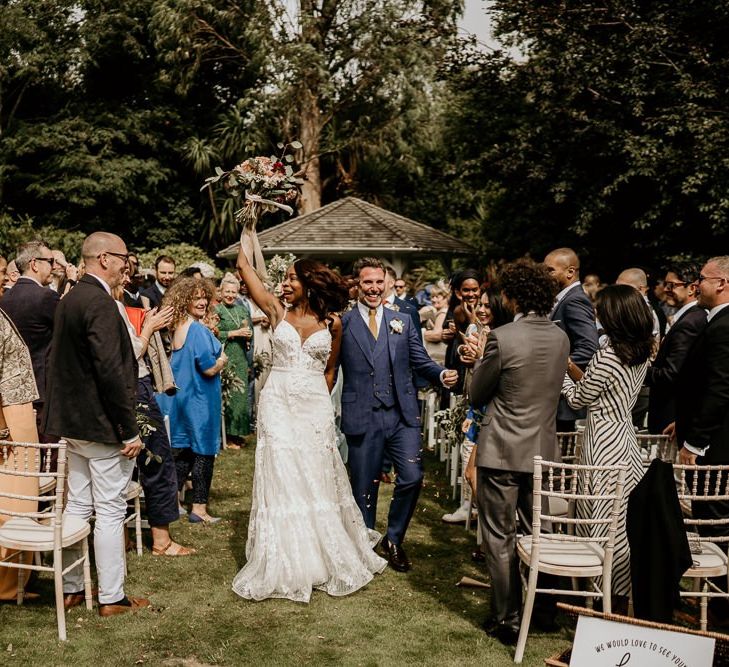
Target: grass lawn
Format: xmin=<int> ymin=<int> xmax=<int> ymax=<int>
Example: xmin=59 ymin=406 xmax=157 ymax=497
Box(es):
xmin=1 ymin=446 xmax=572 ymax=666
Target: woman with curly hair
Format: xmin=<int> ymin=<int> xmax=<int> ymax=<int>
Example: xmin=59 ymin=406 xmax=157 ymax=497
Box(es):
xmin=156 ymin=277 xmax=227 ymax=524
xmin=231 ymin=229 xmax=386 ymax=603
xmin=562 ymin=284 xmax=655 ymax=610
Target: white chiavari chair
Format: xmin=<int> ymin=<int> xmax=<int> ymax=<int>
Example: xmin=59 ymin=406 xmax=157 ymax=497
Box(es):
xmin=0 ymin=440 xmax=92 ymax=641
xmin=513 ymin=456 xmax=628 ymax=663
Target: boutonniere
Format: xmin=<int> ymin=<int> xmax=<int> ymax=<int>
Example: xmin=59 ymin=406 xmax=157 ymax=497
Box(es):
xmin=389 ymin=318 xmax=404 ymax=334
xmin=384 ymin=302 xmax=400 ymax=312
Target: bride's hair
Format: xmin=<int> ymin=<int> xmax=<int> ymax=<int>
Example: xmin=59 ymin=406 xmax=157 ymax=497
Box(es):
xmin=293 ymin=259 xmax=349 ymax=321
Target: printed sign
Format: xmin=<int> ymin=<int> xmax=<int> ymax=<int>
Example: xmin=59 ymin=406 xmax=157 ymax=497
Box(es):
xmin=570 ymin=615 xmax=714 ymax=666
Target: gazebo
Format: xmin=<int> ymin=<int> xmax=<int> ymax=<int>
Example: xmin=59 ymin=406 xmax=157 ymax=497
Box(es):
xmin=216 ymin=196 xmax=476 ymax=275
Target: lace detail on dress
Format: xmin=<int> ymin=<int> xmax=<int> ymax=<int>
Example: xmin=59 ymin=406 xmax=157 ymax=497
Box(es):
xmin=232 ymin=318 xmax=386 ymax=603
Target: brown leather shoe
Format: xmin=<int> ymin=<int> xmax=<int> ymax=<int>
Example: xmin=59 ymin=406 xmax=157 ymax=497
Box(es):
xmin=63 ymin=592 xmax=86 ymax=610
xmin=98 ymin=596 xmax=150 ymax=617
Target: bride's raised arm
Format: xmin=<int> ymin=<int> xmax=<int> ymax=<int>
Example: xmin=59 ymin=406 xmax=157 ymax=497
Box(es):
xmin=236 ymin=229 xmax=285 ymax=329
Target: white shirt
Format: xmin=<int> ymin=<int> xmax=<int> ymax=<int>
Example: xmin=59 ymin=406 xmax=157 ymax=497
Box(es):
xmin=554 ymin=281 xmax=582 ymax=305
xmin=155 ymin=281 xmax=167 ymax=295
xmin=671 ymin=300 xmax=701 ymax=326
xmin=357 ymin=301 xmax=383 ymax=335
xmin=708 ymin=302 xmax=729 ymax=322
xmin=684 ymin=301 xmax=729 ymax=457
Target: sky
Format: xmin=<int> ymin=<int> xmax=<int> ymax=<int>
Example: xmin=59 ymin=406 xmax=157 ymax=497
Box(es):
xmin=458 ymin=0 xmax=495 ymax=48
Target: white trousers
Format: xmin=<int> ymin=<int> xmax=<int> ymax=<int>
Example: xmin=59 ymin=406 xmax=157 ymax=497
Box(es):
xmin=62 ymin=439 xmax=134 ymax=604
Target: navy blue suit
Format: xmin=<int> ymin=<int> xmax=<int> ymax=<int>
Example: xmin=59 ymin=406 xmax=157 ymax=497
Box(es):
xmin=340 ymin=305 xmax=443 ymax=544
xmin=550 ymin=284 xmax=599 ymax=423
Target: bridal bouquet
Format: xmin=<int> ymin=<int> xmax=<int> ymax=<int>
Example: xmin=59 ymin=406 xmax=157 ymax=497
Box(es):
xmin=202 ymin=142 xmax=304 ymax=230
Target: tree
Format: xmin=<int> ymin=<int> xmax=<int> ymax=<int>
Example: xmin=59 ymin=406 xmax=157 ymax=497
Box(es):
xmin=443 ymin=1 xmax=729 ymax=274
xmin=153 ymin=0 xmax=462 ymax=241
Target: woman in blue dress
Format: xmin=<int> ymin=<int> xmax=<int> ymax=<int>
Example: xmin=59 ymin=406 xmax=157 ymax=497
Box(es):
xmin=157 ymin=277 xmax=227 ymax=524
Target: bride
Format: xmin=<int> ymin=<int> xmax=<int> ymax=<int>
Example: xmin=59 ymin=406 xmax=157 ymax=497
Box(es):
xmin=231 ymin=230 xmax=387 ymax=603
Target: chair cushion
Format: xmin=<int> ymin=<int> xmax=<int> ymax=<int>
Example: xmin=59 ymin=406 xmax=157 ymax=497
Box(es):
xmin=0 ymin=515 xmax=90 ymax=550
xmin=518 ymin=535 xmax=605 ymax=568
xmin=39 ymin=476 xmax=56 ymax=494
xmin=548 ymin=497 xmax=569 ymax=517
xmin=685 ymin=541 xmax=728 ymax=577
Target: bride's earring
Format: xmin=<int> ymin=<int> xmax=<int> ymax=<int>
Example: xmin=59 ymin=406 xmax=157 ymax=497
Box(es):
xmin=307 ymin=289 xmax=312 ymax=299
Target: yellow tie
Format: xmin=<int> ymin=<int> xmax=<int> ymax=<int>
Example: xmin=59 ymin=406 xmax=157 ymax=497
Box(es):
xmin=368 ymin=308 xmax=378 ymax=338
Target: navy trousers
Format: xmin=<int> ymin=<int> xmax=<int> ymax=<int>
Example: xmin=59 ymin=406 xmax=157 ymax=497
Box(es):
xmin=346 ymin=404 xmax=422 ymax=545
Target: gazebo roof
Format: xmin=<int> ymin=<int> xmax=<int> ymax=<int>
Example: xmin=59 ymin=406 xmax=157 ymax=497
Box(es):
xmin=217 ymin=197 xmax=476 ymax=259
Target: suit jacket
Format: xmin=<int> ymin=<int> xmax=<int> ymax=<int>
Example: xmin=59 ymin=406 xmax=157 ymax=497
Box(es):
xmin=550 ymin=284 xmax=598 ymax=421
xmin=0 ymin=277 xmax=60 ymax=404
xmin=627 ymin=459 xmax=692 ymax=622
xmin=675 ymin=305 xmax=729 ymax=463
xmin=41 ymin=274 xmax=139 ymax=443
xmin=390 ymin=296 xmax=421 ymax=331
xmin=141 ymin=283 xmax=164 ymax=308
xmin=471 ymin=315 xmax=569 ymax=473
xmin=339 ymin=305 xmax=443 ymax=435
xmin=646 ymin=304 xmax=707 ymax=434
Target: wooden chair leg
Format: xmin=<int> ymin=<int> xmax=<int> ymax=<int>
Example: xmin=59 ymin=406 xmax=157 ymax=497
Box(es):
xmin=82 ymin=538 xmax=93 ymax=611
xmin=700 ymin=581 xmax=708 ymax=632
xmin=135 ymin=496 xmax=143 ymax=556
xmin=17 ymin=555 xmax=24 ymax=606
xmin=514 ymin=563 xmax=540 ymax=664
xmin=53 ymin=546 xmax=67 ymax=641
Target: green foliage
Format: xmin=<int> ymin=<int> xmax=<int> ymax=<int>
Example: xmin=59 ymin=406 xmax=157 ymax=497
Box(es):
xmin=0 ymin=214 xmax=84 ymax=263
xmin=136 ymin=242 xmax=217 ymax=272
xmin=442 ymin=1 xmax=729 ymax=274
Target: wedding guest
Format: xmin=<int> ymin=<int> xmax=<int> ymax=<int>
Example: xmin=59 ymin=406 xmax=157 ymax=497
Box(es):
xmin=383 ymin=265 xmax=420 ymax=330
xmin=394 ymin=276 xmax=419 ymax=309
xmin=142 ymin=255 xmax=176 ymax=308
xmin=444 ymin=269 xmax=481 ymax=397
xmin=48 ymin=250 xmax=68 ymax=292
xmin=443 ymin=290 xmax=502 ymax=524
xmin=123 ymin=252 xmax=144 ymax=307
xmin=42 ymin=231 xmax=149 ymax=617
xmin=544 ymin=247 xmax=599 ymax=431
xmin=422 ymin=282 xmax=450 ymax=365
xmin=216 ymin=273 xmax=253 ymax=446
xmin=646 ymin=262 xmax=707 ymax=435
xmin=582 ymin=273 xmax=602 ymax=304
xmin=3 ymin=261 xmax=19 ymax=291
xmin=111 ymin=278 xmax=195 ymax=557
xmin=675 ymin=256 xmax=729 ymax=628
xmin=0 ymin=307 xmax=40 ymax=601
xmin=0 ymin=256 xmax=6 ymax=297
xmin=157 ymin=277 xmax=226 ymax=524
xmin=562 ymin=285 xmax=655 ymax=613
xmin=0 ymin=241 xmax=59 ymax=435
xmin=464 ymin=259 xmax=569 ymax=645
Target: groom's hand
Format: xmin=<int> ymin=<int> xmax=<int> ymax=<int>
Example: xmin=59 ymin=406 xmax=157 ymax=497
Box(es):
xmin=441 ymin=369 xmax=458 ymax=388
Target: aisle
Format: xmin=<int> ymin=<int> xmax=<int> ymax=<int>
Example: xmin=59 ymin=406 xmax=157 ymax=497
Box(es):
xmin=1 ymin=446 xmax=570 ymax=666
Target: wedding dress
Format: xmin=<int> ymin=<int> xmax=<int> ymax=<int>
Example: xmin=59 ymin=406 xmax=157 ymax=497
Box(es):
xmin=232 ymin=317 xmax=387 ymax=603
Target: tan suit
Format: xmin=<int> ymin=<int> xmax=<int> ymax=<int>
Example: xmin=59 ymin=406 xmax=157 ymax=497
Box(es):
xmin=470 ymin=314 xmax=569 ymax=630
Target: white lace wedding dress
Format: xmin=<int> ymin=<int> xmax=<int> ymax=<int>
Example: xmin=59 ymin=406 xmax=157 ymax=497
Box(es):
xmin=232 ymin=318 xmax=387 ymax=603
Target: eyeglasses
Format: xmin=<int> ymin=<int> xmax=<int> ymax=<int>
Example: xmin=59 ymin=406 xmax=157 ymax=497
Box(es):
xmin=33 ymin=257 xmax=56 ymax=265
xmin=99 ymin=251 xmax=130 ymax=262
xmin=698 ymin=275 xmax=727 ymax=285
xmin=664 ymin=281 xmax=689 ymax=290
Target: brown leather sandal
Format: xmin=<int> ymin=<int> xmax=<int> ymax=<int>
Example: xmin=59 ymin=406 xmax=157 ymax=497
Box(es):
xmin=151 ymin=541 xmax=196 ymax=557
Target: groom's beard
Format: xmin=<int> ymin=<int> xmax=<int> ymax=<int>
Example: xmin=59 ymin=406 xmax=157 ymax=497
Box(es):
xmin=359 ymin=292 xmax=383 ymax=308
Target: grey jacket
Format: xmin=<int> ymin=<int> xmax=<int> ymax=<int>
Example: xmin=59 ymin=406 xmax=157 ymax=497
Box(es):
xmin=470 ymin=314 xmax=570 ymax=473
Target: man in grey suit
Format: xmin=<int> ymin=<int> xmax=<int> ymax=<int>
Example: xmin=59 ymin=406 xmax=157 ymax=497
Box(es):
xmin=464 ymin=259 xmax=569 ymax=645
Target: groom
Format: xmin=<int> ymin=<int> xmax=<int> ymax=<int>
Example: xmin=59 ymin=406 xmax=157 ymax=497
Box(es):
xmin=340 ymin=257 xmax=457 ymax=571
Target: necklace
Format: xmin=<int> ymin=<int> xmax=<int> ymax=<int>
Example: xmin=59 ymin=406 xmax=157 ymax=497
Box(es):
xmin=219 ymin=304 xmax=245 ymax=329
